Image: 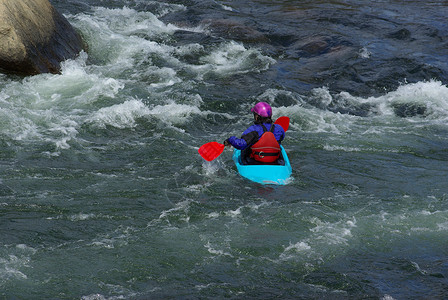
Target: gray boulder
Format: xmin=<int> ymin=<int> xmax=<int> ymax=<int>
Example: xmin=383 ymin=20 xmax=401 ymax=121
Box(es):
xmin=0 ymin=0 xmax=85 ymax=75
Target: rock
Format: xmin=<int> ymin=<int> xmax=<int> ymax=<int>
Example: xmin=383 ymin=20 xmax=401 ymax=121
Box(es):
xmin=202 ymin=19 xmax=269 ymax=43
xmin=0 ymin=0 xmax=85 ymax=75
xmin=392 ymin=102 xmax=427 ymax=118
xmin=387 ymin=28 xmax=412 ymax=40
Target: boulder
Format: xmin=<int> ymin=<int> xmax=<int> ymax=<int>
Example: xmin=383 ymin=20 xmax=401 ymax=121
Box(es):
xmin=201 ymin=19 xmax=269 ymax=44
xmin=0 ymin=0 xmax=85 ymax=75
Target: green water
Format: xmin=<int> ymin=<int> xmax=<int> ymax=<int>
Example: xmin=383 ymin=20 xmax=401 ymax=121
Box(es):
xmin=1 ymin=0 xmax=447 ymax=299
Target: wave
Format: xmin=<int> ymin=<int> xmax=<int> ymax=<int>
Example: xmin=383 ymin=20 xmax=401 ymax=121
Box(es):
xmin=0 ymin=5 xmax=446 ymax=156
xmin=0 ymin=5 xmax=274 ymax=154
xmin=259 ymin=80 xmax=448 ymax=135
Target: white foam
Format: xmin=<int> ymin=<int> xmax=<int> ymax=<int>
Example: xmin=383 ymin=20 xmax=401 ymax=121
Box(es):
xmin=73 ymin=9 xmax=188 ymax=79
xmin=92 ymin=6 xmax=180 ymax=36
xmin=225 ymin=207 xmax=242 ymax=217
xmin=259 ymin=80 xmax=448 ymax=139
xmin=279 ymin=241 xmax=312 ymax=261
xmin=89 ymin=99 xmax=150 ymax=129
xmin=312 ymin=87 xmax=334 ymax=108
xmin=323 ymin=80 xmax=448 ymax=120
xmin=309 ymin=217 xmax=356 ymax=245
xmin=207 ymin=212 xmax=220 ymax=219
xmin=69 ymin=213 xmax=97 ymax=221
xmin=196 ymin=41 xmax=276 ymax=77
xmin=247 ymin=201 xmax=270 ymax=212
xmin=384 ymin=80 xmax=448 ymax=118
xmin=15 ymin=244 xmax=37 ymax=255
xmin=88 ymin=99 xmax=205 ymax=133
xmin=323 ymin=144 xmax=400 ymax=153
xmin=81 ymin=294 xmax=107 ymax=300
xmin=284 ymin=241 xmax=312 ymax=252
xmin=148 ymin=102 xmax=203 ymax=125
xmin=204 ymin=241 xmax=233 ymax=257
xmin=0 ymin=245 xmax=36 ymax=281
xmin=157 ymin=200 xmax=191 ymax=221
xmin=221 ymin=5 xmax=234 ymax=11
xmin=358 ymin=47 xmax=372 ymax=59
xmin=6 ymin=4 xmax=446 ymax=158
xmin=88 ymin=226 xmax=136 ymax=249
xmin=0 ymin=52 xmax=126 ymax=153
xmin=0 ymin=5 xmax=281 ymax=152
xmin=323 ymin=145 xmax=363 ymax=152
xmin=256 ymin=88 xmax=358 ymax=134
xmin=73 ymin=7 xmax=204 ymax=80
xmin=437 ymin=222 xmax=448 ymax=231
xmin=81 ymin=284 xmax=139 ymax=300
xmin=202 ymin=160 xmax=221 ymax=177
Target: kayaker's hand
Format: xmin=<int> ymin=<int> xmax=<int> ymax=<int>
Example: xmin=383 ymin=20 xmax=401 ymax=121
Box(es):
xmin=223 ymin=139 xmax=231 ymax=147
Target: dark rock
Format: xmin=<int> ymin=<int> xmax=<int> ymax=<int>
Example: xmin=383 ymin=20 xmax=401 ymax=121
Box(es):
xmin=201 ymin=19 xmax=269 ymax=43
xmin=392 ymin=102 xmax=427 ymax=117
xmin=387 ymin=28 xmax=412 ymax=40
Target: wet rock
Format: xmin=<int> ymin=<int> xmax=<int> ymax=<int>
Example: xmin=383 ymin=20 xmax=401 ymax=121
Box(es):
xmin=287 ymin=35 xmax=355 ymax=60
xmin=201 ymin=19 xmax=269 ymax=43
xmin=296 ymin=37 xmax=330 ymax=56
xmin=387 ymin=28 xmax=412 ymax=40
xmin=266 ymin=33 xmax=297 ymax=47
xmin=392 ymin=102 xmax=427 ymax=117
xmin=0 ymin=0 xmax=85 ymax=76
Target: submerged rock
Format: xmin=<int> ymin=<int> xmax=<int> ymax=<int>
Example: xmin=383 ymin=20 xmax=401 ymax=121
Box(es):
xmin=387 ymin=28 xmax=412 ymax=40
xmin=201 ymin=19 xmax=269 ymax=43
xmin=392 ymin=102 xmax=427 ymax=118
xmin=0 ymin=0 xmax=85 ymax=75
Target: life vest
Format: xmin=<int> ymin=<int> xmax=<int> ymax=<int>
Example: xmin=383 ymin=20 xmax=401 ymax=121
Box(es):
xmin=250 ymin=124 xmax=280 ymax=163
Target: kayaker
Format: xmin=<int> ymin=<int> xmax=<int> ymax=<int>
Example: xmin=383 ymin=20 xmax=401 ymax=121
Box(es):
xmin=224 ymin=102 xmax=285 ymax=165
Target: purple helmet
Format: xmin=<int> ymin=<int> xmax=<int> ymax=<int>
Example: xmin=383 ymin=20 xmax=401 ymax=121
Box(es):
xmin=251 ymin=102 xmax=272 ymax=118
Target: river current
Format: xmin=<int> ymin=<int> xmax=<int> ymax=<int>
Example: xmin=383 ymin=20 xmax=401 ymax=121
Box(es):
xmin=1 ymin=0 xmax=447 ymax=299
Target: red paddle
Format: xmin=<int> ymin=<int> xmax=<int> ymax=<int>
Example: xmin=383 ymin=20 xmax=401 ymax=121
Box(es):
xmin=275 ymin=116 xmax=290 ymax=132
xmin=198 ymin=142 xmax=225 ymax=161
xmin=198 ymin=116 xmax=290 ymax=161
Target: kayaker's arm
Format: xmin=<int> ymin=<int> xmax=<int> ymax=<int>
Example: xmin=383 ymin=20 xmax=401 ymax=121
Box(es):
xmin=279 ymin=127 xmax=285 ymax=143
xmin=271 ymin=123 xmax=285 ymax=144
xmin=225 ymin=131 xmax=258 ymax=150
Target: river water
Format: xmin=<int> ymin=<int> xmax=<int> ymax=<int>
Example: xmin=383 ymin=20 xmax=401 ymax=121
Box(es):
xmin=1 ymin=0 xmax=447 ymax=299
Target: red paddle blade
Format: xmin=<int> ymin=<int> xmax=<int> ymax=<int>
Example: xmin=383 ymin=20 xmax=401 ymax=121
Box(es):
xmin=275 ymin=116 xmax=290 ymax=132
xmin=198 ymin=142 xmax=225 ymax=161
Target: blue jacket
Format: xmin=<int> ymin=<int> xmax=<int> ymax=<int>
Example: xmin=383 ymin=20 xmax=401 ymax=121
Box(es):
xmin=228 ymin=123 xmax=285 ymax=150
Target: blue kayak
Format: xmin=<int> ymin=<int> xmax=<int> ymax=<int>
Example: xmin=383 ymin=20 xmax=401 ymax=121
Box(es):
xmin=232 ymin=145 xmax=292 ymax=185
